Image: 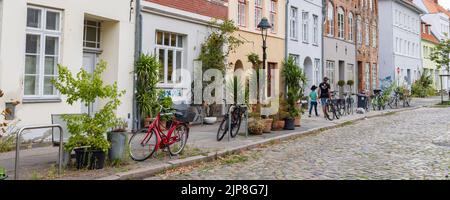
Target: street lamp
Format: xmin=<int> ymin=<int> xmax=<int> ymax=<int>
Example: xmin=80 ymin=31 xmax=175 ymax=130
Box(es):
xmin=257 ymin=17 xmax=272 ymax=108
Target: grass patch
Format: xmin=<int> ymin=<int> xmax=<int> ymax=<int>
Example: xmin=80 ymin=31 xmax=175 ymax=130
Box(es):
xmin=219 ymin=153 xmax=249 ymax=165
xmin=384 ymin=112 xmax=397 ymax=116
xmin=340 ymin=121 xmax=354 ymax=126
xmin=178 ymin=146 xmax=209 ymax=159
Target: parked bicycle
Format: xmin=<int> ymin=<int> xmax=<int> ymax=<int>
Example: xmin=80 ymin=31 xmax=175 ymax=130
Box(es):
xmin=371 ymin=89 xmax=386 ymax=111
xmin=399 ymin=88 xmax=412 ymax=107
xmin=388 ymin=88 xmax=401 ymax=109
xmin=129 ymin=105 xmax=189 ymax=161
xmin=217 ymin=99 xmax=247 ymax=141
xmin=325 ymin=91 xmax=340 ymax=121
xmin=343 ymin=92 xmax=355 ymax=115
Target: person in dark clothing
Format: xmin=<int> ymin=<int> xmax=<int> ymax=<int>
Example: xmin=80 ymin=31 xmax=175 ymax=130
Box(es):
xmin=318 ymin=77 xmax=331 ymax=118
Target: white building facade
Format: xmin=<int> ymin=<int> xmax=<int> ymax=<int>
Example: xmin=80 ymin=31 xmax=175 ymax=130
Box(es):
xmin=0 ymin=0 xmax=136 ymax=136
xmin=286 ymin=0 xmax=323 ymax=92
xmin=413 ymin=0 xmax=450 ymax=90
xmin=378 ymin=0 xmax=424 ymax=88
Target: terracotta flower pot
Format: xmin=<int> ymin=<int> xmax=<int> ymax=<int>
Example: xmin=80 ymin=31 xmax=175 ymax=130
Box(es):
xmin=263 ymin=118 xmax=273 ymax=133
xmin=272 ymin=120 xmax=285 ymax=131
xmin=294 ymin=117 xmax=301 ymax=127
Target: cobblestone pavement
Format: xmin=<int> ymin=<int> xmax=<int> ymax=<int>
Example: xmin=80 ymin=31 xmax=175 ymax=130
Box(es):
xmin=148 ymin=107 xmax=450 ymax=180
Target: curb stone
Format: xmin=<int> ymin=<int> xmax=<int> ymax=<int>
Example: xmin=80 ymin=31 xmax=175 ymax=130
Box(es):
xmin=95 ymin=105 xmax=425 ymax=180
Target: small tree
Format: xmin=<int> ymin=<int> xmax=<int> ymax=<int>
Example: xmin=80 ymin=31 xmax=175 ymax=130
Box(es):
xmin=52 ymin=61 xmax=125 ymax=152
xmin=136 ymin=54 xmax=160 ymax=120
xmin=282 ymin=56 xmax=307 ymax=119
xmin=429 ymin=39 xmax=450 ymax=72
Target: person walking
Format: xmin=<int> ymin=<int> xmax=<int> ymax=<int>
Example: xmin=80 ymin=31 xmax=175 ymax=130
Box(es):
xmin=318 ymin=77 xmax=331 ymax=119
xmin=308 ymin=85 xmax=319 ymax=117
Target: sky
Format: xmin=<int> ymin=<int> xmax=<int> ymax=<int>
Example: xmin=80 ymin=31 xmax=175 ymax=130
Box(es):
xmin=439 ymin=0 xmax=450 ymax=10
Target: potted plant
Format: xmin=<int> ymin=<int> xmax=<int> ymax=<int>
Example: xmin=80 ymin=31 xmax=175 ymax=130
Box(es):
xmin=159 ymin=94 xmax=174 ymax=128
xmin=248 ymin=118 xmax=265 ymax=135
xmin=107 ymin=118 xmax=128 ymax=162
xmin=338 ymin=80 xmax=346 ymax=99
xmin=136 ymin=54 xmax=160 ymax=128
xmin=282 ymin=56 xmax=307 ymax=130
xmin=261 ymin=115 xmax=273 ymax=133
xmin=52 ymin=61 xmax=125 ymax=170
xmin=347 ymin=80 xmax=354 ymax=93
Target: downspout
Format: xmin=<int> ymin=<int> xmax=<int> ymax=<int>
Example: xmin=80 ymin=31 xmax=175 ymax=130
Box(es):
xmin=285 ymin=0 xmax=289 ymax=96
xmin=132 ymin=0 xmax=142 ymax=132
xmin=321 ymin=0 xmax=326 ymax=82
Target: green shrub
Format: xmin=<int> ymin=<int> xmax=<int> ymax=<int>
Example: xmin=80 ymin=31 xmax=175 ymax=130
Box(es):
xmin=411 ymin=73 xmax=434 ymax=98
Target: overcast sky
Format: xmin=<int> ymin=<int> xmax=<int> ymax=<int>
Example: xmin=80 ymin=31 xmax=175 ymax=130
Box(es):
xmin=440 ymin=0 xmax=450 ymax=10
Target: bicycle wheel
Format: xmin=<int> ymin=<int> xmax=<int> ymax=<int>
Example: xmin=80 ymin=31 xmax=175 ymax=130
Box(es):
xmin=129 ymin=130 xmax=158 ymax=161
xmin=217 ymin=117 xmax=228 ymax=141
xmin=229 ymin=108 xmax=242 ymax=138
xmin=168 ymin=123 xmax=189 ymax=156
xmin=333 ymin=104 xmax=340 ymax=119
xmin=338 ymin=101 xmax=346 ymax=116
xmin=326 ymin=104 xmax=334 ymax=121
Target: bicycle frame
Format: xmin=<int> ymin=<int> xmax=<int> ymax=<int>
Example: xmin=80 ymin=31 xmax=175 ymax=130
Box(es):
xmin=141 ymin=112 xmax=182 ymax=152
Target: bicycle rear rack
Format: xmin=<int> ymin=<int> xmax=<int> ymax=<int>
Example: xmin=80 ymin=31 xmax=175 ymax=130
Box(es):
xmin=14 ymin=124 xmax=64 ymax=180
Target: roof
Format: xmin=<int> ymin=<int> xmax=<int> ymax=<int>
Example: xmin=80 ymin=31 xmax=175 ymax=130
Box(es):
xmin=423 ymin=0 xmax=450 ymax=17
xmin=399 ymin=0 xmax=426 ymax=14
xmin=421 ymin=21 xmax=440 ymax=44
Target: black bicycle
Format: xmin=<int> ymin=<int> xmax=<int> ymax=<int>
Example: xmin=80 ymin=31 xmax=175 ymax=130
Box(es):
xmin=344 ymin=92 xmax=355 ymax=115
xmin=325 ymin=92 xmax=340 ymax=121
xmin=217 ymin=99 xmax=246 ymax=141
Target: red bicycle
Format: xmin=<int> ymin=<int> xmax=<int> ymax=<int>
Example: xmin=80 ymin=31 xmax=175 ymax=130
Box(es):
xmin=129 ymin=106 xmax=189 ymax=161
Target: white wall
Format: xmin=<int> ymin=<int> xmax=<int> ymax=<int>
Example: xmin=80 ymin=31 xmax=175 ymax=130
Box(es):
xmin=287 ymin=0 xmax=323 ymax=90
xmin=0 ymin=0 xmax=135 ymax=134
xmin=141 ymin=2 xmax=215 ymax=104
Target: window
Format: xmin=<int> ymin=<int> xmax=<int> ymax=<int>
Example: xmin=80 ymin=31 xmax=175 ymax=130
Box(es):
xmin=290 ymin=54 xmax=300 ymax=66
xmin=357 ymin=16 xmax=362 ymax=45
xmin=337 ymin=7 xmax=344 ymax=39
xmin=313 ymin=15 xmax=319 ymax=45
xmin=314 ymin=59 xmax=321 ymax=86
xmin=302 ymin=12 xmax=309 ymax=42
xmin=155 ymin=31 xmax=184 ymax=85
xmin=267 ymin=63 xmax=276 ymax=98
xmin=290 ymin=7 xmax=298 ymax=40
xmin=327 ymin=2 xmax=334 ymax=36
xmin=326 ymin=61 xmax=335 ymax=88
xmin=369 ymin=0 xmax=373 ymax=11
xmin=365 ymin=63 xmax=370 ymax=91
xmin=270 ymin=0 xmax=277 ymax=32
xmin=238 ymin=0 xmax=246 ymax=27
xmin=83 ymin=20 xmax=101 ymax=49
xmin=24 ymin=6 xmax=62 ymax=98
xmin=347 ymin=64 xmax=354 ymax=83
xmin=348 ymin=12 xmax=354 ymax=42
xmin=372 ymin=64 xmax=377 ymax=89
xmin=255 ymin=0 xmax=263 ymax=30
xmin=365 ymin=20 xmax=369 ymax=46
xmin=372 ymin=24 xmax=377 ymax=47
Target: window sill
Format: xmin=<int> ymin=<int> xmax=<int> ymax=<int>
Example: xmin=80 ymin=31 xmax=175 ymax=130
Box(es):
xmin=22 ymin=98 xmax=62 ymax=104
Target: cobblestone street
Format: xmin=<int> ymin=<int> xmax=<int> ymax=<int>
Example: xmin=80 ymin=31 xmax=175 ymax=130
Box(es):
xmin=147 ymin=107 xmax=450 ymax=180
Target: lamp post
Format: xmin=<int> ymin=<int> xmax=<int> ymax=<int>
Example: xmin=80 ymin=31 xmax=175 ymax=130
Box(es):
xmin=257 ymin=17 xmax=272 ymax=109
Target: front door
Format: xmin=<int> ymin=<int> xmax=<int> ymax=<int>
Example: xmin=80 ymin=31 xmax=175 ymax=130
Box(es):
xmin=82 ymin=52 xmax=99 ymax=115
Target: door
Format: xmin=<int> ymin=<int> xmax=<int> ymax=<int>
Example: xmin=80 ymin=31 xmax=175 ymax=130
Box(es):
xmin=82 ymin=53 xmax=99 ymax=115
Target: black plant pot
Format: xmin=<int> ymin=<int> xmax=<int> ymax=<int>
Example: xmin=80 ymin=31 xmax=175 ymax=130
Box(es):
xmin=74 ymin=149 xmax=106 ymax=170
xmin=283 ymin=118 xmax=295 ymax=130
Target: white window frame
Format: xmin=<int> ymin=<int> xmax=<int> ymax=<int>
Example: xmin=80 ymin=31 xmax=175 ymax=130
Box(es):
xmin=357 ymin=16 xmax=362 ymax=45
xmin=255 ymin=0 xmax=263 ymax=30
xmin=83 ymin=20 xmax=101 ymax=50
xmin=237 ymin=0 xmax=247 ymax=27
xmin=348 ymin=12 xmax=354 ymax=42
xmin=155 ymin=31 xmax=184 ymax=86
xmin=327 ymin=2 xmax=334 ymax=37
xmin=302 ymin=11 xmax=309 ymax=43
xmin=290 ymin=7 xmax=298 ymax=40
xmin=326 ymin=61 xmax=335 ymax=88
xmin=270 ymin=0 xmax=277 ymax=33
xmin=313 ymin=15 xmax=319 ymax=45
xmin=337 ymin=7 xmax=344 ymax=39
xmin=24 ymin=5 xmax=62 ymax=99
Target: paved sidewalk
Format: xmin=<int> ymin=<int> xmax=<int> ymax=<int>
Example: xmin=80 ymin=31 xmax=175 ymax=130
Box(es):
xmin=0 ymin=97 xmax=442 ymax=180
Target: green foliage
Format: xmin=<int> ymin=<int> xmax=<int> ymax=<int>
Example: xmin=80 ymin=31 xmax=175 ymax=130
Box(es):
xmin=136 ymin=54 xmax=160 ymax=118
xmin=411 ymin=73 xmax=434 ymax=98
xmin=52 ymin=61 xmax=125 ymax=152
xmin=338 ymin=80 xmax=346 ymax=87
xmin=198 ymin=20 xmax=243 ymax=73
xmin=282 ymin=56 xmax=307 ymax=119
xmin=347 ymin=80 xmax=354 ymax=86
xmin=0 ymin=134 xmax=15 ymax=153
xmin=247 ymin=53 xmax=261 ymax=67
xmin=111 ymin=118 xmax=128 ymax=132
xmin=430 ymin=39 xmax=450 ymax=72
xmin=158 ymin=92 xmax=174 ymax=121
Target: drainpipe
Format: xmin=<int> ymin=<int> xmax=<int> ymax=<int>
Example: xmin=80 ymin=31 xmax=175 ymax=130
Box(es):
xmin=132 ymin=0 xmax=142 ymax=132
xmin=285 ymin=0 xmax=289 ymax=96
xmin=321 ymin=0 xmax=326 ymax=83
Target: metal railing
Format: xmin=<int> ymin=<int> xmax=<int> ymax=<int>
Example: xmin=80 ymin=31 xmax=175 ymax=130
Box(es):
xmin=14 ymin=124 xmax=63 ymax=180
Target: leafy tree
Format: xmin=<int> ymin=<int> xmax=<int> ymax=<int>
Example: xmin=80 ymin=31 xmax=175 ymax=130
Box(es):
xmin=282 ymin=56 xmax=307 ymax=119
xmin=52 ymin=61 xmax=125 ymax=152
xmin=429 ymin=39 xmax=450 ymax=72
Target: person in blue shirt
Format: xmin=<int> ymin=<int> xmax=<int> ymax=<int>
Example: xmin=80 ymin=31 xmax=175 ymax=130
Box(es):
xmin=309 ymin=85 xmax=319 ymax=117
